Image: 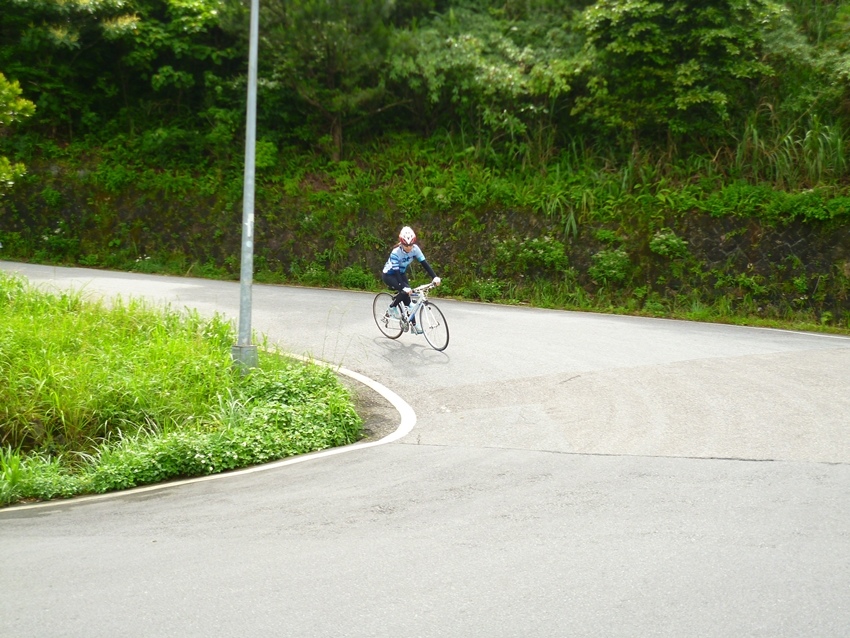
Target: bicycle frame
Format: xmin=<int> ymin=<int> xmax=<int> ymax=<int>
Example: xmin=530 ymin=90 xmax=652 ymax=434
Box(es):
xmin=403 ymin=282 xmax=437 ymax=324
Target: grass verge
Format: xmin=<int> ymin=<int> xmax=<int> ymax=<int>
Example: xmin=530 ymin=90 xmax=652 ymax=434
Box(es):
xmin=0 ymin=272 xmax=362 ymax=506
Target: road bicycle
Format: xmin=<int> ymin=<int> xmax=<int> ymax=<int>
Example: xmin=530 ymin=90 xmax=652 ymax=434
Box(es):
xmin=372 ymin=282 xmax=450 ymax=351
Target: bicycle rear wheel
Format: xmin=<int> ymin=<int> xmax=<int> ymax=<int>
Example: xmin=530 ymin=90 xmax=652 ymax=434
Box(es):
xmin=418 ymin=301 xmax=449 ymax=351
xmin=373 ymin=292 xmax=403 ymax=339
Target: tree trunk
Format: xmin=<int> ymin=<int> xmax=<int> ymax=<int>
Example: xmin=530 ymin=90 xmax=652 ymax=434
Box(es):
xmin=331 ymin=116 xmax=343 ymax=162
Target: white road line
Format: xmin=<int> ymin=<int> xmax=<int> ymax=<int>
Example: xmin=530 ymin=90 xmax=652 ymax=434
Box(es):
xmin=1 ymin=359 xmax=415 ymax=513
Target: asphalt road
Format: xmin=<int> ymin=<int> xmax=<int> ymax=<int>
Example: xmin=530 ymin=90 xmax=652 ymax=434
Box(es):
xmin=1 ymin=261 xmax=849 ymax=637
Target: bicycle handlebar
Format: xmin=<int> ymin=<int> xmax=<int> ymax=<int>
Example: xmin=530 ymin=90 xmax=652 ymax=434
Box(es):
xmin=412 ymin=281 xmax=439 ymax=294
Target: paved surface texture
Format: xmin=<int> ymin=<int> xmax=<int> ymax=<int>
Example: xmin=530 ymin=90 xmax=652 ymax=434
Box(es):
xmin=1 ymin=261 xmax=849 ymax=637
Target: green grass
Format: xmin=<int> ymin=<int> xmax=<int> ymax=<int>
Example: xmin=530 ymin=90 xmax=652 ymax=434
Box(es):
xmin=0 ymin=272 xmax=362 ymax=506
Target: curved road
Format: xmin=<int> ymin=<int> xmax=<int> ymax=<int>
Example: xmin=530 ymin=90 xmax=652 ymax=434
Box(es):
xmin=1 ymin=262 xmax=849 ymax=637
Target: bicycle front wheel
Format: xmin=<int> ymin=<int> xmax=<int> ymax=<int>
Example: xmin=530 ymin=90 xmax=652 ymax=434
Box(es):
xmin=418 ymin=301 xmax=449 ymax=351
xmin=373 ymin=292 xmax=403 ymax=339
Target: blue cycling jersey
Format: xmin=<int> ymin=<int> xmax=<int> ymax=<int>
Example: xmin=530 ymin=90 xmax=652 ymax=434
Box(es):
xmin=383 ymin=245 xmax=426 ymax=274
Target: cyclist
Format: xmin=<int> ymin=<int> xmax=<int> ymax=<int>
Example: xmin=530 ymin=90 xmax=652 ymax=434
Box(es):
xmin=382 ymin=226 xmax=441 ymax=328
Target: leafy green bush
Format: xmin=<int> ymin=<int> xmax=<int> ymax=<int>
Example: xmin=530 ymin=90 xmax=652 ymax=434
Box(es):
xmin=85 ymin=366 xmax=361 ymax=493
xmin=589 ymin=249 xmax=632 ymax=286
xmin=649 ymin=229 xmax=690 ymax=260
xmin=339 ymin=265 xmax=376 ymax=290
xmin=460 ymin=278 xmax=505 ymax=302
xmin=493 ymin=236 xmax=570 ymax=279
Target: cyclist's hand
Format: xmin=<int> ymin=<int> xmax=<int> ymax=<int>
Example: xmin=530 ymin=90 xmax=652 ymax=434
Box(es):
xmin=432 ymin=277 xmax=441 ymax=286
xmin=403 ymin=287 xmax=412 ymax=294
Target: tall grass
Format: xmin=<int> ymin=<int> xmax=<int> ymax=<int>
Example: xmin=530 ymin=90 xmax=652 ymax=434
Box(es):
xmin=733 ymin=115 xmax=848 ymax=188
xmin=0 ymin=273 xmax=362 ymax=505
xmin=0 ymin=275 xmax=236 ymax=453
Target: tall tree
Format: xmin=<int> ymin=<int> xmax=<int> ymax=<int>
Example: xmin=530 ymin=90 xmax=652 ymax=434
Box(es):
xmin=255 ymin=0 xmax=405 ymax=161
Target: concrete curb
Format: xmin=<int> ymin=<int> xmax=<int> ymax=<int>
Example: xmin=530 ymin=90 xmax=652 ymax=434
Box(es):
xmin=0 ymin=358 xmax=415 ymax=513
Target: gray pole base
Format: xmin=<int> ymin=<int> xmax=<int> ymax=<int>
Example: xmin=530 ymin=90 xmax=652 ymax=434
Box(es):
xmin=231 ymin=344 xmax=259 ymax=372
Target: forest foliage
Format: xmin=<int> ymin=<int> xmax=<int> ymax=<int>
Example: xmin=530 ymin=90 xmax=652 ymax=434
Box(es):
xmin=1 ymin=0 xmax=850 ymax=325
xmin=2 ymin=0 xmax=848 ymax=171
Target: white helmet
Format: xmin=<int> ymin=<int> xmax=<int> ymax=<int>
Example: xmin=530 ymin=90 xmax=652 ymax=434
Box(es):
xmin=399 ymin=226 xmax=417 ymax=246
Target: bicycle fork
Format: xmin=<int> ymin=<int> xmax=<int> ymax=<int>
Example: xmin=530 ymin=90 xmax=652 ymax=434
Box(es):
xmin=401 ymin=298 xmax=422 ymax=333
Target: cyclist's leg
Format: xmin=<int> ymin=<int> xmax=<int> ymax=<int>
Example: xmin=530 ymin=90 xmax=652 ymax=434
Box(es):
xmin=382 ymin=271 xmax=411 ymax=308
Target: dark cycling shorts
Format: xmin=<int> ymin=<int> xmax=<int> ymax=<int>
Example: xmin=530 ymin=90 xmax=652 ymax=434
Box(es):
xmin=382 ymin=271 xmax=411 ymax=306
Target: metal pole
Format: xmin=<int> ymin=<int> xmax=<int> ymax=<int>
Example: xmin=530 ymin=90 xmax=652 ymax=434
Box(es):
xmin=232 ymin=0 xmax=260 ymax=371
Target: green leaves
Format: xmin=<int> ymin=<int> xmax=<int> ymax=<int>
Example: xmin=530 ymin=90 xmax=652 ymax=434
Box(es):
xmin=3 ymin=0 xmax=844 ymax=171
xmin=0 ymin=72 xmax=35 ymax=194
xmin=387 ymin=5 xmax=582 ymax=165
xmin=1 ymin=0 xmax=240 ymax=138
xmin=575 ymin=0 xmax=784 ymax=143
xmin=0 ymin=71 xmax=35 ymax=130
